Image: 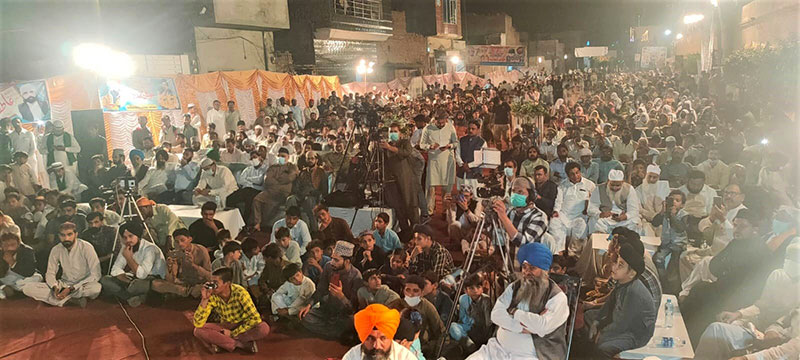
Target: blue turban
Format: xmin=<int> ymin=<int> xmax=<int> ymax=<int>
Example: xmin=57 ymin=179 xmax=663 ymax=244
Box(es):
xmin=129 ymin=149 xmax=144 ymax=161
xmin=517 ymin=242 xmax=552 ymax=271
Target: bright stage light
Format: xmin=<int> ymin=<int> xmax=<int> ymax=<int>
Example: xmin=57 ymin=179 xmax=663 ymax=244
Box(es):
xmin=676 ymin=33 xmax=684 ymax=40
xmin=72 ymin=43 xmax=135 ymax=78
xmin=449 ymin=55 xmax=461 ymax=65
xmin=537 ymin=57 xmax=543 ymax=63
xmin=683 ymin=14 xmax=705 ymax=25
xmin=664 ymin=29 xmax=672 ymax=36
xmin=564 ymin=54 xmax=568 ymax=60
xmin=710 ymin=0 xmax=718 ymax=7
xmin=761 ymin=138 xmax=769 ymax=145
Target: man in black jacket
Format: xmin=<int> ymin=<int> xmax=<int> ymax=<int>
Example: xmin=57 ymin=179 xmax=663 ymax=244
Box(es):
xmin=533 ymin=165 xmax=558 ymax=218
xmin=0 ymin=232 xmax=41 ymax=299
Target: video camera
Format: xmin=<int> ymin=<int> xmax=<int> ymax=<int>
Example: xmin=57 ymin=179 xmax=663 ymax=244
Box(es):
xmin=118 ymin=175 xmax=138 ymax=194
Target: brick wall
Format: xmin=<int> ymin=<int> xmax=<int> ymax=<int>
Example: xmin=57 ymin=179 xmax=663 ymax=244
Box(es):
xmin=376 ymin=11 xmax=430 ymax=80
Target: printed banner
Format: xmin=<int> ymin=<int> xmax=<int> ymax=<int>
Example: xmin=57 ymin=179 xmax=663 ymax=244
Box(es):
xmin=0 ymin=80 xmax=52 ymax=123
xmin=641 ymin=46 xmax=668 ymax=69
xmin=466 ymin=45 xmax=526 ymax=66
xmin=574 ymin=46 xmax=609 ymax=58
xmin=99 ymin=77 xmax=181 ymax=112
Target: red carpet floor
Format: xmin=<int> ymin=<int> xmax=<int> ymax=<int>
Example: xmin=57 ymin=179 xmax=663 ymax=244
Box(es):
xmin=0 ymin=297 xmax=349 ymax=359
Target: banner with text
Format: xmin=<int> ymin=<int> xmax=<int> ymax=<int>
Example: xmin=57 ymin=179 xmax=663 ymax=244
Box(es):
xmin=466 ymin=45 xmax=527 ymax=66
xmin=641 ymin=47 xmax=668 ymax=69
xmin=0 ymin=80 xmax=52 ymax=123
xmin=99 ymin=77 xmax=181 ymax=112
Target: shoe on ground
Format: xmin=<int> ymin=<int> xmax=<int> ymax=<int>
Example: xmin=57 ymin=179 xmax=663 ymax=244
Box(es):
xmin=210 ymin=344 xmax=220 ymax=354
xmin=245 ymin=341 xmax=258 ymax=354
xmin=67 ymin=297 xmax=87 ymax=308
xmin=126 ymin=295 xmax=144 ymax=307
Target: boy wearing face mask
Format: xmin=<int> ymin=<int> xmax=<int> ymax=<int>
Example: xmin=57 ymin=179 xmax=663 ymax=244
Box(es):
xmin=388 ymin=275 xmax=445 ymax=358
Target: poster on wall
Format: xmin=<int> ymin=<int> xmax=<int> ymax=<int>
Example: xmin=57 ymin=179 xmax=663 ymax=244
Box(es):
xmin=466 ymin=45 xmax=526 ymax=66
xmin=0 ymin=80 xmax=51 ymax=123
xmin=98 ymin=77 xmax=181 ymax=112
xmin=641 ymin=47 xmax=667 ymax=69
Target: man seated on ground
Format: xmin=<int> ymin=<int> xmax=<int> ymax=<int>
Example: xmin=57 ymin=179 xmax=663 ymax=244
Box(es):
xmin=636 ymin=165 xmax=670 ymax=236
xmin=694 ymin=239 xmax=800 ymax=358
xmin=388 ymin=274 xmax=446 ymax=357
xmin=408 ymin=225 xmax=454 ymax=279
xmin=193 ymin=157 xmax=238 ymax=208
xmin=583 ymin=241 xmax=656 ymax=358
xmin=467 ymin=242 xmax=569 ymax=360
xmin=449 ymin=273 xmax=494 ymax=353
xmin=226 ymin=151 xmax=267 ymax=225
xmin=357 ymin=268 xmax=400 ymax=309
xmin=211 ymin=242 xmax=245 ymax=286
xmin=422 ymin=270 xmax=454 ymax=325
xmin=22 ymin=222 xmax=101 ymax=307
xmin=136 ymin=197 xmax=186 ymax=252
xmin=588 ymin=169 xmax=641 ymax=234
xmin=189 ymin=202 xmax=225 ymax=253
xmin=256 ymin=243 xmax=287 ymax=309
xmin=48 ymin=162 xmax=87 ymax=200
xmin=314 ymin=204 xmax=356 ymax=251
xmin=272 ymin=263 xmax=316 ymax=319
xmin=192 ymin=267 xmax=270 ymax=354
xmin=88 ymin=198 xmax=123 ymax=226
xmin=354 ymin=231 xmax=386 ymax=272
xmin=270 ymin=206 xmax=312 ymax=256
xmin=373 ymin=212 xmax=402 ymax=253
xmin=0 ymin=232 xmax=41 ymax=300
xmin=240 ymin=238 xmax=264 ymax=291
xmin=100 ymin=220 xmax=167 ymax=307
xmin=549 ymin=161 xmax=596 ymax=254
xmin=82 ymin=212 xmax=118 ymax=274
xmin=446 ymin=184 xmax=482 ymax=244
xmin=299 ymin=241 xmax=363 ymax=341
xmin=151 ymin=229 xmax=212 ymax=299
xmin=303 ymin=240 xmax=329 ymax=284
xmin=252 ymin=147 xmax=297 ymax=231
xmin=343 ymin=304 xmax=417 ymax=360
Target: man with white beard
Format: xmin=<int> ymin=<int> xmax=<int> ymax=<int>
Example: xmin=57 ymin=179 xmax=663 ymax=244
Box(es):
xmin=588 ymin=169 xmax=641 ymax=234
xmin=467 ymin=243 xmax=569 ymax=360
xmin=636 ymin=165 xmax=670 ymax=236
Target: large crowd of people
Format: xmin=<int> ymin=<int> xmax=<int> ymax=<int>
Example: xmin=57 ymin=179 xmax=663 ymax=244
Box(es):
xmin=0 ymin=66 xmax=797 ymax=359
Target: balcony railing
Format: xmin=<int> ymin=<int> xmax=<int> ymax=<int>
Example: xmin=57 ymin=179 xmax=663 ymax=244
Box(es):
xmin=331 ymin=0 xmax=383 ymax=21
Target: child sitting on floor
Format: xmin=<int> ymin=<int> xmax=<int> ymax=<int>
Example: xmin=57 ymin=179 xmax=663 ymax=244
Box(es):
xmin=271 ymin=263 xmax=315 ymax=319
xmin=449 ymin=273 xmax=493 ymax=352
xmin=275 ymin=227 xmax=301 ymax=265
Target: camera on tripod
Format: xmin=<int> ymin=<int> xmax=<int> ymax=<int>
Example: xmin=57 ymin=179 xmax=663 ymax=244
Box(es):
xmin=118 ymin=176 xmax=138 ymax=194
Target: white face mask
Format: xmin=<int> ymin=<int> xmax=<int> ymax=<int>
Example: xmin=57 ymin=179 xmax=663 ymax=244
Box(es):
xmin=405 ymin=296 xmax=421 ymax=307
xmin=251 ymin=159 xmax=261 ymax=167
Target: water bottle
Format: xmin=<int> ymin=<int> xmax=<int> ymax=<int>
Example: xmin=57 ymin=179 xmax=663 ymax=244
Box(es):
xmin=664 ymin=299 xmax=674 ymax=328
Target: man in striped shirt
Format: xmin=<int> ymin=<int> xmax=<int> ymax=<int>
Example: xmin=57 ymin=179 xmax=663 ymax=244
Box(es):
xmin=193 ymin=267 xmax=270 ymax=354
xmin=491 ymin=177 xmax=548 ymax=247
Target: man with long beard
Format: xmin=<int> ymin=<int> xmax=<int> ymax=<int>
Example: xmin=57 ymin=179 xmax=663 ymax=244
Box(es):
xmin=467 ymin=242 xmax=569 ymax=359
xmin=588 ymin=169 xmax=641 ymax=234
xmin=343 ymin=304 xmax=417 ymax=360
xmin=636 ymin=165 xmax=670 ymax=236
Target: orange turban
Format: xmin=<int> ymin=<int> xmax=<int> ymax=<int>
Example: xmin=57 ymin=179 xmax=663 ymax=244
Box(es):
xmin=353 ymin=304 xmax=401 ymax=343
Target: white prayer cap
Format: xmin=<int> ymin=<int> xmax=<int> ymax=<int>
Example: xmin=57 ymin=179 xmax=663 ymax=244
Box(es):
xmin=333 ymin=240 xmax=355 ymax=257
xmin=52 ymin=120 xmax=64 ymax=129
xmin=579 ymin=148 xmax=592 ymax=157
xmin=608 ymin=169 xmax=624 ymax=182
xmin=187 ymin=103 xmax=195 ymax=108
xmin=563 ymin=118 xmax=574 ymax=125
xmin=665 ymin=136 xmax=676 ymax=143
xmin=579 ymin=140 xmax=590 ymax=149
xmin=646 ymin=164 xmax=661 ymax=175
xmin=48 ymin=162 xmax=64 ymax=171
xmin=199 ymin=157 xmax=214 ymax=168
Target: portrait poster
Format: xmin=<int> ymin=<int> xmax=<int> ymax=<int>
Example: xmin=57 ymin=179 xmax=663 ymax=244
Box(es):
xmin=0 ymin=80 xmax=51 ymax=123
xmin=99 ymin=77 xmax=181 ymax=112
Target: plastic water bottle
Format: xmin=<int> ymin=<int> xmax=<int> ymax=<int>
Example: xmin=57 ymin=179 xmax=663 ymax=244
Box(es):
xmin=664 ymin=299 xmax=674 ymax=328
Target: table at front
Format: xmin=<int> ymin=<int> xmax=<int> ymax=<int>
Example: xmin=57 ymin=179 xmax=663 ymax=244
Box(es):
xmin=619 ymin=294 xmax=695 ymax=359
xmin=168 ymin=205 xmax=246 ymax=239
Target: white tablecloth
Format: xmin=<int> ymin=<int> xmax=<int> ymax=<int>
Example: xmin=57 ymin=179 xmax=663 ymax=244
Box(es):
xmin=620 ymin=294 xmax=695 ymax=359
xmin=168 ymin=205 xmax=246 ymax=239
xmin=328 ymin=207 xmax=393 ymax=236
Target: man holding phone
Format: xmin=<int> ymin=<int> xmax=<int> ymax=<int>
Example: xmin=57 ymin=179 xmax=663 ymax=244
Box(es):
xmin=193 ymin=267 xmax=269 ymax=353
xmin=151 ymin=229 xmax=212 ymax=298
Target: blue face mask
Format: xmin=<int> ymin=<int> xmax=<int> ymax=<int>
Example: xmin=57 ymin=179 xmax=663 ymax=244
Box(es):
xmin=277 ymin=157 xmax=287 ymax=165
xmin=773 ymin=219 xmax=793 ymax=235
xmin=510 ymin=192 xmax=528 ymax=208
xmin=388 ymin=132 xmax=400 ymax=142
xmin=504 ymin=167 xmax=514 ymax=177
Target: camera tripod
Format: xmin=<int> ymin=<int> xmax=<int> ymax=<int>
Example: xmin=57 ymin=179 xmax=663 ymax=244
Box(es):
xmin=106 ymin=189 xmax=158 ymax=276
xmin=333 ymin=116 xmax=386 ymax=207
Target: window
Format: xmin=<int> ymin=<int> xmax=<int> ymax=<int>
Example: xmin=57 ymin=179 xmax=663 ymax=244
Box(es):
xmin=443 ymin=0 xmax=458 ymax=24
xmin=332 ymin=0 xmax=383 ymax=21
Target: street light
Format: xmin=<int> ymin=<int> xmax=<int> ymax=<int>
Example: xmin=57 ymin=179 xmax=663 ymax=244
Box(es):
xmin=664 ymin=29 xmax=672 ymax=36
xmin=563 ymin=54 xmax=568 ymax=60
xmin=710 ymin=0 xmax=718 ymax=7
xmin=537 ymin=57 xmax=543 ymax=63
xmin=356 ymin=59 xmax=374 ymax=85
xmin=449 ymin=55 xmax=461 ymax=65
xmin=683 ymin=14 xmax=705 ymax=24
xmin=676 ymin=33 xmax=684 ymax=40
